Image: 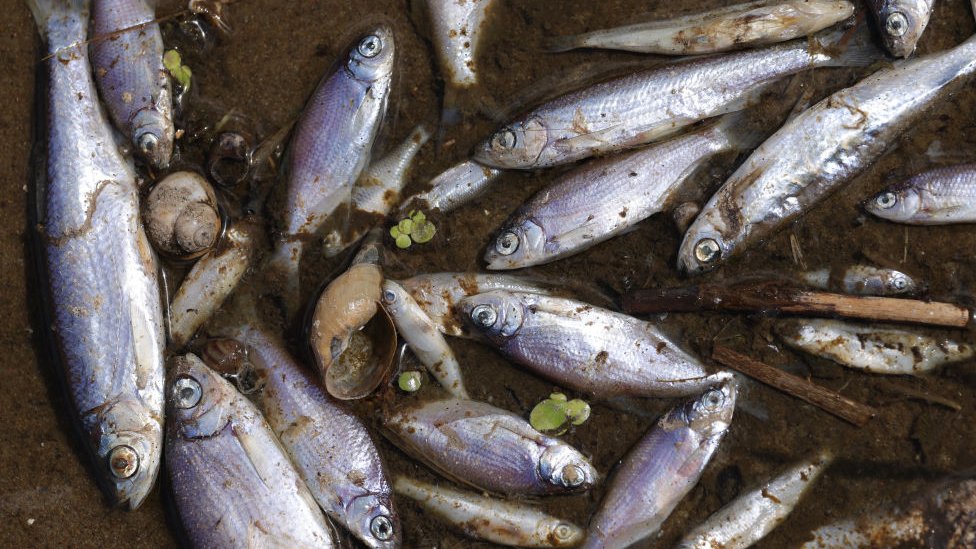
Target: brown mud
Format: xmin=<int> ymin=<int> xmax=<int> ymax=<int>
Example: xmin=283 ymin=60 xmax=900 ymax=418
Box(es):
xmin=3 ymin=0 xmax=976 ymax=547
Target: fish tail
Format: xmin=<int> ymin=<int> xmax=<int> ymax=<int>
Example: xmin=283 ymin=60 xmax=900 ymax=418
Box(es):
xmin=263 ymin=240 xmax=303 ymax=319
xmin=711 ymin=110 xmax=770 ymax=152
xmin=542 ymin=34 xmax=582 ymax=53
xmin=811 ymin=23 xmax=882 ymax=68
xmin=27 ymin=0 xmax=90 ymax=39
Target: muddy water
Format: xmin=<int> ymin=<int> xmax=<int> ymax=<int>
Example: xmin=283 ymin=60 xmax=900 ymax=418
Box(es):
xmin=4 ymin=0 xmax=976 ymax=547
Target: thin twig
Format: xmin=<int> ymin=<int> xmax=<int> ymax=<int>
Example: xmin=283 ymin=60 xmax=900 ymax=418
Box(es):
xmin=712 ymin=345 xmax=877 ymax=426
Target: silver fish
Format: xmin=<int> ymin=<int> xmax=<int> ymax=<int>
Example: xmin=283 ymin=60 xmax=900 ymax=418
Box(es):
xmin=165 ymin=354 xmax=337 ymax=548
xmin=399 ymin=272 xmax=561 ymax=337
xmin=324 ymin=125 xmax=431 ymax=258
xmin=547 ymin=0 xmax=854 ymax=55
xmin=675 ymin=451 xmax=832 ymax=549
xmin=798 ymin=265 xmax=918 ymax=295
xmin=802 ymin=478 xmax=976 ymax=548
xmin=473 ymin=30 xmax=873 ymax=170
xmin=210 ymin=325 xmax=401 ymax=549
xmin=867 ymin=0 xmax=936 ymax=57
xmin=90 ymin=0 xmax=173 ymax=168
xmin=484 ymin=114 xmax=757 ymax=269
xmin=383 ymin=397 xmax=598 ymax=495
xmin=401 ymin=159 xmax=502 ymax=214
xmin=381 ymin=280 xmax=469 ymax=398
xmin=775 ymin=318 xmax=975 ymax=374
xmin=679 ymin=34 xmax=976 ymax=275
xmin=459 ymin=291 xmax=732 ymax=398
xmin=394 ymin=476 xmax=585 ymax=548
xmin=168 ymin=220 xmax=258 ymax=348
xmin=866 ymin=163 xmax=976 ymax=224
xmin=266 ymin=26 xmax=395 ymax=315
xmin=583 ymin=383 xmax=737 ymax=549
xmin=30 ymin=0 xmax=164 ymax=510
xmin=424 ymin=0 xmax=496 ymax=89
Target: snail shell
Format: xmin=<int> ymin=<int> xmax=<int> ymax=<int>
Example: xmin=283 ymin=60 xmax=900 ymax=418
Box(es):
xmin=144 ymin=171 xmax=221 ymax=260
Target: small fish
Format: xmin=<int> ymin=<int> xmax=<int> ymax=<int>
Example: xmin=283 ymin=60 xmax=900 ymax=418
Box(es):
xmin=400 ymin=159 xmax=502 ymax=214
xmin=675 ymin=451 xmax=833 ymax=549
xmin=473 ymin=29 xmax=875 ymax=170
xmin=205 ymin=326 xmax=401 ymax=549
xmin=381 ymin=280 xmax=469 ymax=398
xmin=775 ymin=318 xmax=975 ymax=374
xmin=459 ymin=291 xmax=732 ymax=398
xmin=266 ymin=26 xmax=395 ymax=315
xmin=799 ymin=265 xmax=918 ymax=296
xmin=394 ymin=476 xmax=584 ymax=548
xmin=90 ymin=0 xmax=174 ymax=168
xmin=30 ymin=0 xmax=164 ymax=510
xmin=679 ymin=33 xmax=976 ymax=275
xmin=484 ymin=113 xmax=761 ymax=269
xmin=802 ymin=477 xmax=976 ymax=548
xmin=583 ymin=383 xmax=737 ymax=549
xmin=324 ymin=125 xmax=431 ymax=258
xmin=867 ymin=0 xmax=936 ymax=57
xmin=399 ymin=272 xmax=562 ymax=337
xmin=866 ymin=163 xmax=976 ymax=224
xmin=547 ymin=0 xmax=854 ymax=56
xmin=383 ymin=397 xmax=598 ymax=495
xmin=168 ymin=220 xmax=259 ymax=348
xmin=165 ymin=354 xmax=337 ymax=548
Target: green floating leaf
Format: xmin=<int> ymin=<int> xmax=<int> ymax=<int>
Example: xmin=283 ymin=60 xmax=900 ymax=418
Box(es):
xmin=411 ymin=221 xmax=436 ymax=243
xmin=390 ymin=225 xmax=402 ymax=239
xmin=563 ymin=399 xmax=591 ymax=425
xmin=410 ymin=210 xmax=426 ymax=224
xmin=549 ymin=392 xmax=568 ymax=403
xmin=398 ymin=218 xmax=414 ymax=235
xmin=163 ymin=49 xmax=191 ymax=92
xmin=395 ymin=234 xmax=412 ymax=249
xmin=398 ymin=371 xmax=422 ymax=392
xmin=530 ymin=400 xmax=567 ymax=432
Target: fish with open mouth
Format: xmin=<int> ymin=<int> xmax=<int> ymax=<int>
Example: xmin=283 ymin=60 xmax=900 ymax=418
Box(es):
xmin=866 ymin=163 xmax=976 ymax=224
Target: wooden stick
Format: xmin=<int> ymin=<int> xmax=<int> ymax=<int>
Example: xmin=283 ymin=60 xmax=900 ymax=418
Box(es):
xmin=712 ymin=345 xmax=877 ymax=426
xmin=622 ymin=281 xmax=971 ymax=329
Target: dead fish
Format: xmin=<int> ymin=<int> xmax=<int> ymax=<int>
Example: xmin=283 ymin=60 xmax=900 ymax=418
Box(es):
xmin=866 ymin=163 xmax=976 ymax=224
xmin=394 ymin=476 xmax=584 ymax=547
xmin=867 ymin=0 xmax=936 ymax=57
xmin=459 ymin=291 xmax=732 ymax=399
xmin=383 ymin=397 xmax=598 ymax=495
xmin=166 ymin=354 xmax=338 ymax=548
xmin=546 ymin=0 xmax=855 ymax=55
xmin=90 ymin=0 xmax=174 ymax=168
xmin=204 ymin=327 xmax=401 ymax=549
xmin=675 ymin=451 xmax=833 ymax=549
xmin=381 ymin=280 xmax=469 ymax=398
xmin=802 ymin=477 xmax=976 ymax=548
xmin=473 ymin=28 xmax=876 ymax=170
xmin=400 ymin=159 xmax=502 ymax=214
xmin=775 ymin=318 xmax=975 ymax=374
xmin=266 ymin=26 xmax=395 ymax=316
xmin=29 ymin=0 xmax=164 ymax=510
xmin=798 ymin=265 xmax=919 ymax=296
xmin=323 ymin=125 xmax=431 ymax=258
xmin=583 ymin=383 xmax=737 ymax=549
xmin=678 ymin=33 xmax=976 ymax=275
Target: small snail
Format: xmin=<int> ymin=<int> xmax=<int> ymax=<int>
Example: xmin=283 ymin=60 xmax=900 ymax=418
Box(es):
xmin=144 ymin=171 xmax=222 ymax=260
xmin=207 ymin=131 xmax=252 ymax=188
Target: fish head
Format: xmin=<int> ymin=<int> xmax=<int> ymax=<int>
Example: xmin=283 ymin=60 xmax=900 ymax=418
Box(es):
xmin=132 ymin=97 xmax=174 ymax=170
xmin=885 ymin=269 xmax=917 ymax=294
xmin=166 ymin=354 xmax=233 ymax=440
xmin=346 ymin=493 xmax=401 ymax=549
xmin=538 ymin=442 xmax=598 ymax=492
xmin=458 ymin=290 xmax=526 ymax=343
xmin=380 ymin=280 xmax=408 ymax=318
xmin=681 ymin=381 xmax=737 ymax=439
xmin=473 ymin=116 xmax=549 ymax=169
xmin=93 ymin=399 xmax=163 ymax=510
xmin=876 ymin=0 xmax=933 ymax=57
xmin=538 ymin=518 xmax=585 ymax=547
xmin=865 ymin=184 xmax=921 ymax=222
xmin=484 ymin=217 xmax=545 ymax=269
xmin=676 ymin=217 xmax=731 ymax=276
xmin=348 ymin=25 xmax=396 ymax=83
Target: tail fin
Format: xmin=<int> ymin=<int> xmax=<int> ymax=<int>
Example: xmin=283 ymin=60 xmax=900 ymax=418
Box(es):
xmin=812 ymin=22 xmax=884 ymax=68
xmin=542 ymin=34 xmax=582 ymax=53
xmin=710 ymin=110 xmax=772 ymax=153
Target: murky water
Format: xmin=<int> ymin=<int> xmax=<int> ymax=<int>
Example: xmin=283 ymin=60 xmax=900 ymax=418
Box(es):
xmin=4 ymin=0 xmax=976 ymax=547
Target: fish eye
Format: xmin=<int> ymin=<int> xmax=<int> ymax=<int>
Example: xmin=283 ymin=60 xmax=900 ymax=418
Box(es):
xmin=886 ymin=12 xmax=909 ymax=37
xmin=382 ymin=289 xmax=397 ymax=304
xmin=470 ymin=304 xmax=498 ymax=328
xmin=554 ymin=523 xmax=575 ymax=541
xmin=875 ymin=192 xmax=897 ymax=209
xmin=137 ymin=132 xmax=159 ymax=155
xmin=559 ymin=463 xmax=586 ymax=487
xmin=694 ymin=238 xmax=721 ymax=264
xmin=370 ymin=515 xmax=394 ymax=541
xmin=892 ymin=276 xmax=908 ymax=290
xmin=701 ymin=388 xmax=725 ymax=411
xmin=108 ymin=445 xmax=139 ymax=479
xmin=492 ymin=129 xmax=517 ymax=150
xmin=358 ymin=34 xmax=382 ymax=58
xmin=495 ymin=231 xmax=519 ymax=256
xmin=172 ymin=375 xmax=202 ymax=409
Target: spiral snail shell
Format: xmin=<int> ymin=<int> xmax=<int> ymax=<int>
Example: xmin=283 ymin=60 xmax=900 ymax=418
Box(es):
xmin=144 ymin=171 xmax=222 ymax=260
